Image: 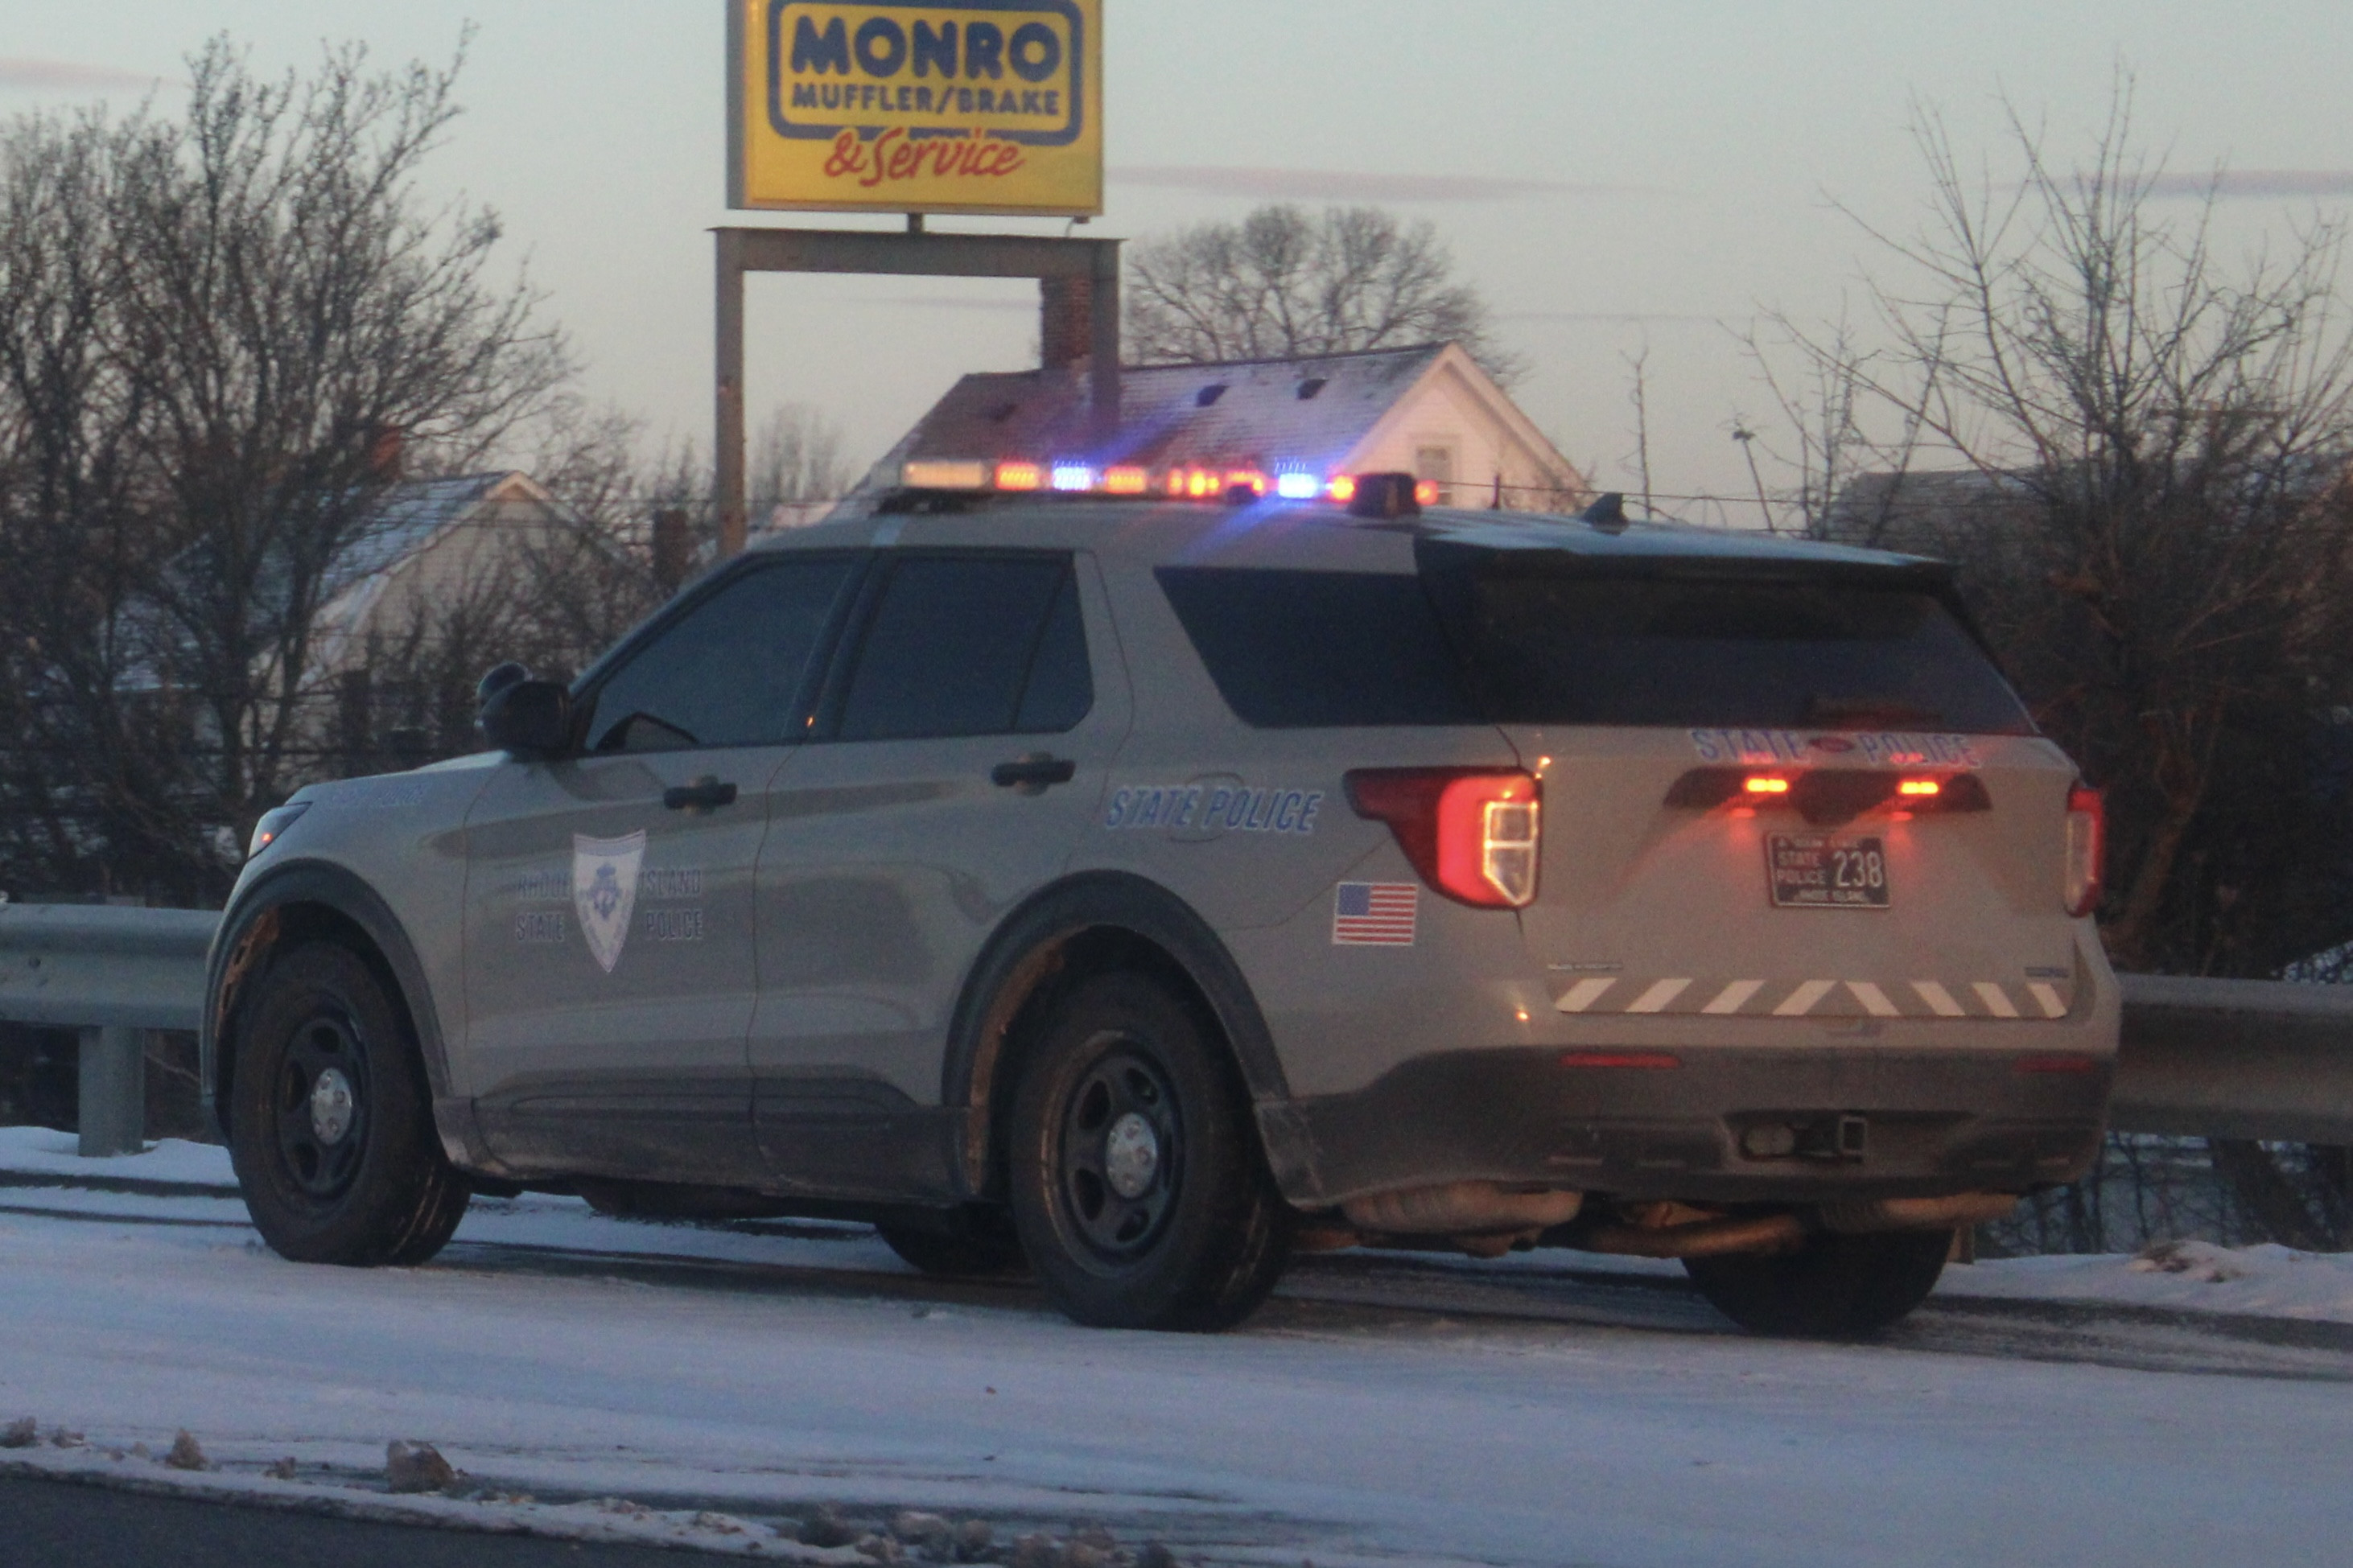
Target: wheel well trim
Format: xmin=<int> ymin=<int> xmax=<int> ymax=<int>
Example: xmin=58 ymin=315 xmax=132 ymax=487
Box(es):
xmin=940 ymin=870 xmax=1289 ymax=1197
xmin=203 ymin=861 xmax=452 ymax=1137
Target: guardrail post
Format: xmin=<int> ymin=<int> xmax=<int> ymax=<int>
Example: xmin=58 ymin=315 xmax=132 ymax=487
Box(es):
xmin=77 ymin=1024 xmax=144 ymax=1158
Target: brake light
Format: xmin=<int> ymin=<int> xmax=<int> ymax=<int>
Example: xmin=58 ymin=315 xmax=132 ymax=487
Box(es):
xmin=2064 ymin=783 xmax=2104 ymax=918
xmin=1345 ymin=768 xmax=1541 ymax=907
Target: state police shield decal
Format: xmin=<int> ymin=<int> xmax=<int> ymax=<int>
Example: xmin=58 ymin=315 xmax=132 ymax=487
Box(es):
xmin=571 ymin=831 xmax=646 ymax=974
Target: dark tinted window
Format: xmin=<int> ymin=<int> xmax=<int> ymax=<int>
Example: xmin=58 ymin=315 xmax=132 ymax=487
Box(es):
xmin=1155 ymin=567 xmax=1479 ymax=728
xmin=1156 ymin=560 xmax=2034 ymax=735
xmin=1440 ymin=570 xmax=2034 ymax=733
xmin=584 ymin=557 xmax=855 ymax=752
xmin=1014 ymin=572 xmax=1093 ymax=733
xmin=838 ymin=555 xmax=1090 ymax=741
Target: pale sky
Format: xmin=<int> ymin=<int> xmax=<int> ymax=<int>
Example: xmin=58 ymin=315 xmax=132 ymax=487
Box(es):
xmin=6 ymin=2 xmax=2353 ymax=515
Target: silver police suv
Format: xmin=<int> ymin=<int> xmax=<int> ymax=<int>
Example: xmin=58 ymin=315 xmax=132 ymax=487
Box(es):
xmin=204 ymin=471 xmax=2116 ymax=1335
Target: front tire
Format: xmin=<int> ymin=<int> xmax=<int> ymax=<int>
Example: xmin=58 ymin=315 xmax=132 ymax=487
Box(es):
xmin=228 ymin=942 xmax=468 ymax=1266
xmin=1007 ymin=972 xmax=1290 ymax=1331
xmin=1683 ymin=1228 xmax=1951 ymax=1337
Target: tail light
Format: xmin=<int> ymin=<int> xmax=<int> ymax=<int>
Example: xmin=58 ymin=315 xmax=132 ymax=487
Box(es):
xmin=2064 ymin=784 xmax=2104 ymax=918
xmin=1345 ymin=768 xmax=1540 ymax=907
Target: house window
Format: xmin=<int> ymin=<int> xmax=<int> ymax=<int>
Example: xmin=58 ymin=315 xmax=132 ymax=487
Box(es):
xmin=1415 ymin=444 xmax=1457 ymax=505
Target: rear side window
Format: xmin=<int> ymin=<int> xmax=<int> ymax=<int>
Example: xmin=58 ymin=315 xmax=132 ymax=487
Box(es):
xmin=1156 ymin=560 xmax=2033 ymax=734
xmin=1155 ymin=568 xmax=1479 ymax=728
xmin=583 ymin=556 xmax=855 ymax=753
xmin=1444 ymin=572 xmax=2034 ymax=734
xmin=837 ymin=555 xmax=1094 ymax=741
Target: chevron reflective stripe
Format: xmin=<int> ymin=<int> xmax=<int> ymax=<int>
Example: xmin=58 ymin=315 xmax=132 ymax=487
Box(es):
xmin=1624 ymin=977 xmax=1692 ymax=1014
xmin=1845 ymin=981 xmax=1902 ymax=1018
xmin=1972 ymin=982 xmax=2022 ymax=1019
xmin=1554 ymin=977 xmax=1617 ymax=1013
xmin=1547 ymin=973 xmax=2068 ymax=1019
xmin=1912 ymin=980 xmax=1967 ymax=1018
xmin=1700 ymin=979 xmax=1766 ymax=1014
xmin=1774 ymin=979 xmax=1840 ymax=1016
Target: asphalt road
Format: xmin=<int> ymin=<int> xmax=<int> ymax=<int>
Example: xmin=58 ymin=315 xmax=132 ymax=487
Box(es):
xmin=0 ymin=1474 xmax=715 ymax=1568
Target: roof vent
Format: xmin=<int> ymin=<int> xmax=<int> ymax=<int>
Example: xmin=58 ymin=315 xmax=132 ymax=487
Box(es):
xmin=1195 ymin=384 xmax=1227 ymax=407
xmin=1296 ymin=377 xmax=1327 ymax=401
xmin=987 ymin=401 xmax=1020 ymax=423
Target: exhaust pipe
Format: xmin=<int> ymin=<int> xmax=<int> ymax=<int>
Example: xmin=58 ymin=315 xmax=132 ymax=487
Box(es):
xmin=1575 ymin=1192 xmax=2019 ymax=1260
xmin=1818 ymin=1192 xmax=2019 ymax=1233
xmin=1578 ymin=1213 xmax=1807 ymax=1259
xmin=1341 ymin=1181 xmax=1582 ymax=1237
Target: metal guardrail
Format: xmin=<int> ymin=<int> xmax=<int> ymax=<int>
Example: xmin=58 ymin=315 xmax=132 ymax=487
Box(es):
xmin=2111 ymin=973 xmax=2353 ymax=1145
xmin=0 ymin=904 xmax=218 ymax=1157
xmin=2 ymin=904 xmax=2351 ymax=1160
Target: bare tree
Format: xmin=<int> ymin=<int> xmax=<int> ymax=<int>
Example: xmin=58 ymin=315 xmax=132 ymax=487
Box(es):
xmin=0 ymin=36 xmax=568 ymax=903
xmin=1127 ymin=204 xmax=1527 ymax=385
xmin=1757 ymin=77 xmax=2353 ymax=1249
xmin=1737 ymin=307 xmax=1943 ymax=541
xmin=1622 ymin=345 xmax=1655 ymax=518
xmin=748 ymin=404 xmax=853 ymax=525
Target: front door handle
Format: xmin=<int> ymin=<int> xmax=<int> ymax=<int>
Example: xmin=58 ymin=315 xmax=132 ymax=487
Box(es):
xmin=991 ymin=754 xmax=1078 ymax=793
xmin=662 ymin=776 xmax=739 ymax=812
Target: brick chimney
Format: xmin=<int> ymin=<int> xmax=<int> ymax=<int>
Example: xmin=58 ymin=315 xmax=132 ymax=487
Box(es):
xmin=1040 ymin=276 xmax=1094 ymax=369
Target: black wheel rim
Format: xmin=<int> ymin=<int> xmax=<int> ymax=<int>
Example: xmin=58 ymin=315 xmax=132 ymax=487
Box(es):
xmin=1055 ymin=1035 xmax=1183 ymax=1263
xmin=272 ymin=1009 xmax=369 ymax=1201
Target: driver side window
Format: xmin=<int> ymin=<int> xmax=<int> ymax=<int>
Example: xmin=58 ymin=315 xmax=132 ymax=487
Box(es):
xmin=582 ymin=557 xmax=856 ymax=754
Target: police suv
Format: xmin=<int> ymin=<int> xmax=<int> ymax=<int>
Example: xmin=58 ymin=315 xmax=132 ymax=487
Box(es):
xmin=204 ymin=465 xmax=2115 ymax=1335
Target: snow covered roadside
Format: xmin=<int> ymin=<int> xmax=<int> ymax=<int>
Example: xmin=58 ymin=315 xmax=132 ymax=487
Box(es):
xmin=6 ymin=1129 xmax=2353 ymax=1566
xmin=9 ymin=1124 xmax=2353 ymax=1330
xmin=0 ymin=1439 xmax=876 ymax=1562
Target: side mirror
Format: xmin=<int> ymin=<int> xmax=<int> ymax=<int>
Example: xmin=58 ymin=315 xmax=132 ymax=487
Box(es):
xmin=480 ymin=675 xmax=572 ymax=759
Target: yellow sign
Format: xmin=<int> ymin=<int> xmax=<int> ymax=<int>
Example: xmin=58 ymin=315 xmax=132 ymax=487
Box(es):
xmin=729 ymin=1 xmax=1102 ymax=216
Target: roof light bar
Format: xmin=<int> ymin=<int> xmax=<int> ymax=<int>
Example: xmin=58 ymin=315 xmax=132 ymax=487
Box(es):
xmin=896 ymin=459 xmax=1452 ymax=512
xmin=900 ymin=459 xmax=990 ymax=490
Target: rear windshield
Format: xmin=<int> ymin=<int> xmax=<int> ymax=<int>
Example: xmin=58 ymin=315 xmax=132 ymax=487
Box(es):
xmin=1156 ymin=561 xmax=2034 ymax=734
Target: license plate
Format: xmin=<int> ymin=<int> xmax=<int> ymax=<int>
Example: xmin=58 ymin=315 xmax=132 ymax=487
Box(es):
xmin=1766 ymin=833 xmax=1890 ymax=909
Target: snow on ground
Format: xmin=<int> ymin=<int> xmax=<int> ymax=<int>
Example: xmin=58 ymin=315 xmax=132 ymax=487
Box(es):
xmin=3 ymin=1131 xmax=2353 ymax=1566
xmin=11 ymin=1126 xmax=2353 ymax=1327
xmin=5 ymin=1201 xmax=2353 ymax=1568
xmin=0 ymin=1127 xmax=242 ymax=1187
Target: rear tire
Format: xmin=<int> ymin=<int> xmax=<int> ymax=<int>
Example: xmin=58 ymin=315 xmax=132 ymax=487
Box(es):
xmin=228 ymin=943 xmax=468 ymax=1267
xmin=1007 ymin=972 xmax=1290 ymax=1331
xmin=1683 ymin=1228 xmax=1950 ymax=1337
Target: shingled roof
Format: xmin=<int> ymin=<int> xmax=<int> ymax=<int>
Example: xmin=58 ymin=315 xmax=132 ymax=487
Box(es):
xmin=860 ymin=343 xmax=1456 ymax=484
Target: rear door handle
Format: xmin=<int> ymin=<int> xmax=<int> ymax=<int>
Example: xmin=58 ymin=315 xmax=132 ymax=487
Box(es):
xmin=991 ymin=755 xmax=1078 ymax=792
xmin=662 ymin=776 xmax=739 ymax=812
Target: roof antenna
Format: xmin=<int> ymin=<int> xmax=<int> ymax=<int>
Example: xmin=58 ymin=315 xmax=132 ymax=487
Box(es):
xmin=1580 ymin=492 xmax=1630 ymax=533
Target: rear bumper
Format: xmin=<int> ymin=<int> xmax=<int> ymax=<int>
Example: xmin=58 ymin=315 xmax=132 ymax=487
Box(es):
xmin=1257 ymin=1044 xmax=2111 ymax=1208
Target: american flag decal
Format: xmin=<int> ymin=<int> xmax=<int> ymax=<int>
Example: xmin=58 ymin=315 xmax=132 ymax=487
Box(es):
xmin=1333 ymin=882 xmax=1418 ymax=945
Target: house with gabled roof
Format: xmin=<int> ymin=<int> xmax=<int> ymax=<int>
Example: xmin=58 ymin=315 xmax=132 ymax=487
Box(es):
xmin=844 ymin=342 xmax=1586 ymax=512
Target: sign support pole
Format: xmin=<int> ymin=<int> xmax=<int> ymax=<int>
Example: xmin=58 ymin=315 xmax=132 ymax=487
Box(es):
xmin=712 ymin=226 xmax=1123 ymax=557
xmin=715 ymin=229 xmax=749 ymax=559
